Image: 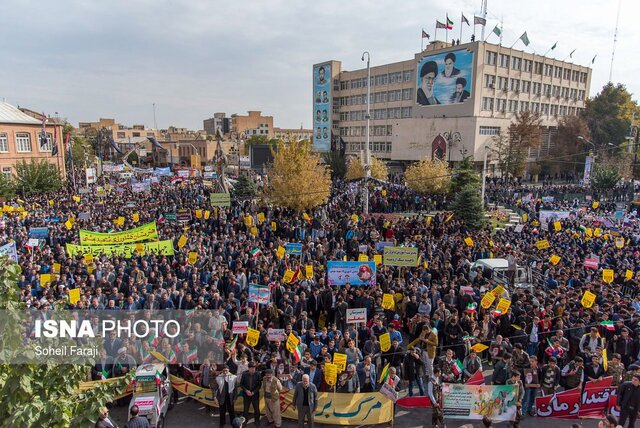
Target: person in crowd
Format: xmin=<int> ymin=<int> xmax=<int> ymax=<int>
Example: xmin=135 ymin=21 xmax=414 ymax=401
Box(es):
xmin=293 ymin=374 xmax=317 ymax=428
xmin=262 ymin=369 xmax=283 ymax=428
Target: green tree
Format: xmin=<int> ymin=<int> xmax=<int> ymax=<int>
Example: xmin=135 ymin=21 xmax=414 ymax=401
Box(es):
xmin=322 ymin=151 xmax=347 ymax=180
xmin=233 ymin=173 xmax=258 ymax=199
xmin=590 ymin=164 xmax=621 ymax=192
xmin=582 ymin=82 xmax=640 ymax=148
xmin=69 ymin=135 xmax=95 ymax=167
xmin=553 ymin=115 xmax=592 ymax=176
xmin=450 ymin=185 xmax=486 ymax=230
xmin=0 ymin=173 xmax=15 ymax=200
xmin=0 ymin=258 xmax=131 ymax=427
xmin=245 ymin=135 xmax=279 ymax=146
xmin=267 ymin=140 xmax=331 ymax=211
xmin=13 ymin=160 xmax=64 ymax=196
xmin=450 ymin=156 xmax=480 ymax=193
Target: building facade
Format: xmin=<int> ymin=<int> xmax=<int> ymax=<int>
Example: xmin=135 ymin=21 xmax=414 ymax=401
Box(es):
xmin=314 ymin=40 xmax=591 ymax=172
xmin=231 ymin=111 xmax=274 ymax=139
xmin=0 ymin=102 xmax=65 ymax=178
xmin=203 ymin=113 xmax=231 ymax=136
xmin=273 ymin=127 xmax=313 ymax=142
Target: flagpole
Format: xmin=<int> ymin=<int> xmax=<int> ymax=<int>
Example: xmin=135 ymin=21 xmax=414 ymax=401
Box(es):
xmin=480 ymin=0 xmax=487 ymax=40
xmin=435 ymin=22 xmax=437 ymax=42
xmin=421 ymin=28 xmax=424 ymax=52
xmin=460 ymin=13 xmax=463 ymax=42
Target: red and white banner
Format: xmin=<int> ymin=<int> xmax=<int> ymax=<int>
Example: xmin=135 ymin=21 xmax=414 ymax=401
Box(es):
xmin=536 ymin=377 xmax=616 ymax=419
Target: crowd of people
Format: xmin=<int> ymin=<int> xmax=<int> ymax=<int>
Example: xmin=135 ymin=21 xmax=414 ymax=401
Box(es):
xmin=3 ymin=167 xmax=640 ymax=427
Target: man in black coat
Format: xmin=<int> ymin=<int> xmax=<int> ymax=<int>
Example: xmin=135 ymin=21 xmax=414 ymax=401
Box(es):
xmin=240 ymin=362 xmax=262 ymax=426
xmin=618 ymin=375 xmax=640 ymax=428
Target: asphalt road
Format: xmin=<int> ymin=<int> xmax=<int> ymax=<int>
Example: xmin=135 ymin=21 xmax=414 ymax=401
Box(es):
xmin=108 ymin=396 xmax=601 ymax=428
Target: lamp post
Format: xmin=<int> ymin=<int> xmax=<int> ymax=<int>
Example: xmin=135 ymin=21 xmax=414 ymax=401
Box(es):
xmin=362 ymin=51 xmax=371 ymax=215
xmin=481 ymin=146 xmax=490 ymax=207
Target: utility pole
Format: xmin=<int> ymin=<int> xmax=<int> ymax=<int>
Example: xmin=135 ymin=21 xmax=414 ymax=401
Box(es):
xmin=362 ymin=51 xmax=371 ymax=215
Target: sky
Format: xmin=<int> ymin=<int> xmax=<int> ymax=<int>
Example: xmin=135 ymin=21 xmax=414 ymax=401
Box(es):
xmin=0 ymin=0 xmax=638 ymax=131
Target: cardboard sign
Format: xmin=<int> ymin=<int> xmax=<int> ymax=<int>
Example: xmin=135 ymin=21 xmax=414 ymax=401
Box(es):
xmin=210 ymin=193 xmax=231 ymax=207
xmin=581 ymin=290 xmax=596 ymax=308
xmin=495 ymin=298 xmax=511 ymax=314
xmin=132 ymin=213 xmax=140 ymax=223
xmin=626 ymin=270 xmax=634 ymax=281
xmin=379 ymin=333 xmax=391 ymax=352
xmin=480 ymin=292 xmax=496 ymax=309
xmin=305 ymin=265 xmax=313 ymax=279
xmin=276 ymin=246 xmax=285 ymax=259
xmin=286 ymin=332 xmax=300 ymax=353
xmin=553 ymin=221 xmax=562 ymax=231
xmin=84 ymin=254 xmax=94 ymax=264
xmin=283 ymin=269 xmax=294 ymax=283
xmin=248 ymin=284 xmax=270 ymax=304
xmin=267 ymin=328 xmax=286 ymax=342
xmin=615 ymin=237 xmax=625 ymax=249
xmin=383 ymin=246 xmax=418 ymax=267
xmin=346 ymin=308 xmax=367 ymax=324
xmin=246 ymin=328 xmax=260 ymax=347
xmin=464 ymin=237 xmax=474 ymax=247
xmin=535 ymin=239 xmax=550 ymax=250
xmin=324 ymin=363 xmax=338 ymax=386
xmin=188 ymin=252 xmax=198 ymax=265
xmin=333 ymin=353 xmax=347 ymax=372
xmin=491 ymin=285 xmax=505 ymax=296
xmin=257 ymin=212 xmax=265 ymax=223
xmin=471 ymin=343 xmax=489 ymax=353
xmin=195 ymin=210 xmax=202 ymax=219
xmin=549 ymin=255 xmax=561 ymax=265
xmin=69 ymin=288 xmax=81 ymax=305
xmin=584 ymin=258 xmax=599 ymax=269
xmin=382 ymin=293 xmax=395 ymax=310
xmin=602 ymin=269 xmax=614 ymax=284
xmin=358 ymin=254 xmax=369 ymax=262
xmin=374 ymin=255 xmax=382 ymax=266
xmin=177 ymin=235 xmax=188 ymax=249
xmin=204 ymin=210 xmax=211 ymax=220
xmin=232 ymin=321 xmax=249 ymax=335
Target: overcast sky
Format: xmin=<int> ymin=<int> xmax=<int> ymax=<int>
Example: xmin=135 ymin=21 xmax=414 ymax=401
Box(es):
xmin=0 ymin=0 xmax=637 ymax=131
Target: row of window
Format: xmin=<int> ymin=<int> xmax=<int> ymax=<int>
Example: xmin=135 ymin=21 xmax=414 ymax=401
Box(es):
xmin=340 ymin=70 xmax=414 ymax=90
xmin=116 ymin=131 xmax=156 ymax=139
xmin=481 ymin=97 xmax=583 ymax=116
xmin=0 ymin=132 xmax=55 ymax=153
xmin=485 ymin=51 xmax=589 ymax=83
xmin=339 ymin=125 xmax=393 ymax=137
xmin=339 ymin=107 xmax=413 ymax=121
xmin=479 ymin=126 xmax=501 ymax=136
xmin=484 ymin=75 xmax=586 ymax=100
xmin=337 ymin=88 xmax=414 ymax=106
xmin=346 ymin=141 xmax=393 ymax=153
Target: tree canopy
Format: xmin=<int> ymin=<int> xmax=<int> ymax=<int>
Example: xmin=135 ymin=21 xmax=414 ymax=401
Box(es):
xmin=405 ymin=159 xmax=451 ymax=194
xmin=345 ymin=156 xmax=388 ymax=181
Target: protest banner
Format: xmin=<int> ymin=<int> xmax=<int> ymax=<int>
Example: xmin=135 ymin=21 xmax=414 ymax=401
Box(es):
xmin=276 ymin=246 xmax=285 ymax=259
xmin=232 ymin=321 xmax=249 ymax=335
xmin=358 ymin=254 xmax=369 ymax=262
xmin=176 ymin=209 xmax=192 ymax=222
xmin=286 ymin=332 xmax=300 ymax=354
xmin=581 ymin=290 xmax=596 ymax=308
xmin=602 ymin=269 xmax=614 ymax=283
xmin=549 ymin=255 xmax=561 ymax=265
xmin=442 ymin=383 xmax=517 ymax=421
xmin=491 ymin=285 xmax=505 ymax=296
xmin=245 ymin=328 xmax=260 ymax=347
xmin=66 ymin=240 xmax=175 ymax=258
xmin=69 ymin=288 xmax=81 ymax=305
xmin=464 ymin=237 xmax=474 ymax=247
xmin=382 ymin=293 xmax=395 ymax=310
xmin=536 ymin=239 xmax=550 ymax=250
xmin=373 ymin=254 xmax=382 ymax=266
xmin=324 ymin=363 xmax=337 ymax=386
xmin=283 ymin=269 xmax=294 ymax=283
xmin=248 ymin=284 xmax=270 ymax=304
xmin=333 ymin=353 xmax=347 ymax=372
xmin=584 ymin=258 xmax=600 ymax=269
xmin=346 ymin=308 xmax=367 ymax=324
xmin=28 ymin=227 xmax=49 ymax=239
xmin=536 ymin=378 xmax=615 ymax=419
xmin=177 ymin=235 xmax=188 ymax=249
xmin=379 ymin=333 xmax=391 ymax=352
xmin=188 ymin=252 xmax=198 ymax=265
xmin=267 ymin=328 xmax=286 ymax=342
xmin=209 ymin=193 xmax=231 ymax=207
xmin=327 ymin=261 xmax=376 ymax=286
xmin=495 ymin=298 xmax=511 ymax=314
xmin=305 ymin=265 xmax=313 ymax=279
xmin=480 ymin=292 xmax=496 ymax=309
xmin=626 ymin=270 xmax=634 ymax=280
xmin=383 ymin=246 xmax=418 ymax=267
xmin=0 ymin=242 xmax=18 ymax=262
xmin=79 ymin=221 xmax=158 ymax=245
xmin=285 ymin=243 xmax=303 ymax=255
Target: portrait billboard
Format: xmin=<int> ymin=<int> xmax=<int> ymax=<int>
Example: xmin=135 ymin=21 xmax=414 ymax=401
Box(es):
xmin=312 ymin=63 xmax=332 ymax=152
xmin=327 ymin=261 xmax=376 ymax=286
xmin=416 ymin=49 xmax=473 ymax=106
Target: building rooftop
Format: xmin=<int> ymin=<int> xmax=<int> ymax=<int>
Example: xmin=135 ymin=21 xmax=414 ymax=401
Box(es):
xmin=0 ymin=102 xmax=42 ymax=125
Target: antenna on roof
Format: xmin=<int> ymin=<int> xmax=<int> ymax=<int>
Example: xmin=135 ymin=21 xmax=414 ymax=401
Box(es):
xmin=609 ymin=0 xmax=622 ymax=82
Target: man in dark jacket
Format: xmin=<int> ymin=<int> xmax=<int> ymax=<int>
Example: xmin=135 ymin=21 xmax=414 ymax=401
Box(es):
xmin=403 ymin=347 xmax=425 ymax=396
xmin=617 ymin=374 xmax=640 ymax=428
xmin=240 ymin=362 xmax=262 ymax=426
xmin=492 ymin=353 xmax=512 ymax=385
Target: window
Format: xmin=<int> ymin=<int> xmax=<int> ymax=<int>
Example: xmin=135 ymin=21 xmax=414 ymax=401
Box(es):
xmin=484 ymin=74 xmax=496 ymax=87
xmin=522 ymin=81 xmax=531 ymax=93
xmin=534 ymin=62 xmax=543 ymax=75
xmin=402 ymin=88 xmax=412 ymax=100
xmin=403 ymin=70 xmax=413 ymax=82
xmin=511 ymin=57 xmax=521 ymax=71
xmin=117 ymin=132 xmax=126 ymax=138
xmin=15 ymin=132 xmax=32 ymax=152
xmin=523 ymin=59 xmax=533 ymax=73
xmin=541 ymin=104 xmax=549 ymax=115
xmin=497 ymin=99 xmax=506 ymax=112
xmin=0 ymin=133 xmax=7 ymax=152
xmin=499 ymin=54 xmax=510 ymax=68
xmin=508 ymin=100 xmax=518 ymax=112
xmin=485 ymin=51 xmax=497 ymax=65
xmin=554 ymin=66 xmax=562 ymax=78
xmin=388 ymin=72 xmax=402 ymax=84
xmin=510 ymin=79 xmax=520 ymax=92
xmin=563 ymin=68 xmax=571 ymax=80
xmin=401 ymin=107 xmax=412 ymax=118
xmin=1 ymin=167 xmax=10 ymax=178
xmin=482 ymin=97 xmax=494 ymax=111
xmin=531 ymin=103 xmax=540 ymax=113
xmin=532 ymin=82 xmax=541 ymax=95
xmin=544 ymin=64 xmax=553 ymax=76
xmin=479 ymin=126 xmax=501 ymax=136
xmin=498 ymin=76 xmax=508 ymax=90
xmin=543 ymin=84 xmax=551 ymax=96
xmin=520 ymin=101 xmax=529 ymax=112
xmin=340 ymin=81 xmax=349 ymax=90
xmin=132 ymin=132 xmax=141 ymax=137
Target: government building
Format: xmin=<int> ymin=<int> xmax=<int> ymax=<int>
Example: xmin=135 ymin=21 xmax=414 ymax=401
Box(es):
xmin=313 ymin=40 xmax=592 ymax=173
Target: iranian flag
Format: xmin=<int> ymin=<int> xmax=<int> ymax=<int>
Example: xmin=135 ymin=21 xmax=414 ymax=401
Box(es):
xmin=293 ymin=344 xmax=303 ymax=363
xmin=147 ymin=335 xmax=160 ymax=347
xmin=185 ymin=309 xmax=195 ymax=319
xmin=174 ymin=341 xmax=183 ymax=354
xmin=452 ymin=359 xmax=464 ymax=376
xmin=167 ymin=350 xmax=178 ymax=364
xmin=465 ymin=371 xmax=485 ymax=385
xmin=466 ymin=303 xmax=477 ymax=314
xmin=101 ymin=369 xmax=109 ymax=380
xmin=155 ymin=369 xmax=163 ymax=385
xmin=251 ymin=248 xmax=262 ymax=258
xmin=446 ymin=15 xmax=454 ymax=29
xmin=227 ymin=336 xmax=238 ymax=352
xmin=139 ymin=348 xmax=152 ymax=364
xmin=186 ymin=348 xmax=198 ymax=363
xmin=492 ymin=309 xmax=502 ymax=317
xmin=601 ymin=321 xmax=615 ymax=331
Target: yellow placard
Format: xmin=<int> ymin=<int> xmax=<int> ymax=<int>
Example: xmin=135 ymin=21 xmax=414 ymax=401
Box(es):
xmin=464 ymin=237 xmax=474 ymax=247
xmin=177 ymin=235 xmax=188 ymax=249
xmin=84 ymin=254 xmax=94 ymax=264
xmin=480 ymin=292 xmax=496 ymax=309
xmin=66 ymin=240 xmax=175 ymax=258
xmin=87 ymin=265 xmax=95 ymax=274
xmin=286 ymin=332 xmax=300 ymax=354
xmin=52 ymin=263 xmax=61 ymax=274
xmin=374 ymin=255 xmax=383 ymax=266
xmin=522 ymin=213 xmax=528 ymax=222
xmin=615 ymin=237 xmax=625 ymax=249
xmin=586 ymin=228 xmax=593 ymax=237
xmin=592 ymin=201 xmax=600 ymax=209
xmin=626 ymin=270 xmax=634 ymax=281
xmin=79 ymin=221 xmax=159 ymax=245
xmin=245 ymin=215 xmax=253 ymax=227
xmin=195 ymin=210 xmax=203 ymax=219
xmin=276 ymin=246 xmax=285 ymax=259
xmin=470 ymin=343 xmax=489 ymax=353
xmin=188 ymin=252 xmax=198 ymax=265
xmin=495 ymin=298 xmax=511 ymax=314
xmin=283 ymin=269 xmax=294 ymax=283
xmin=602 ymin=269 xmax=614 ymax=284
xmin=553 ymin=221 xmax=562 ymax=231
xmin=72 ymin=195 xmax=81 ymax=203
xmin=305 ymin=265 xmax=313 ymax=279
xmin=581 ymin=290 xmax=596 ymax=308
xmin=39 ymin=274 xmax=51 ymax=284
xmin=549 ymin=255 xmax=561 ymax=265
xmin=491 ymin=285 xmax=505 ymax=296
xmin=594 ymin=228 xmax=603 ymax=237
xmin=358 ymin=254 xmax=369 ymax=262
xmin=379 ymin=333 xmax=391 ymax=352
xmin=250 ymin=226 xmax=258 ymax=236
xmin=324 ymin=363 xmax=338 ymax=386
xmin=246 ymin=328 xmax=260 ymax=347
xmin=65 ymin=219 xmax=74 ymax=230
xmin=271 ymin=221 xmax=277 ymax=231
xmin=303 ymin=213 xmax=310 ymax=221
xmin=204 ymin=210 xmax=211 ymax=220
xmin=48 ymin=200 xmax=54 ymax=207
xmin=69 ymin=288 xmax=81 ymax=304
xmin=132 ymin=213 xmax=139 ymax=223
xmin=426 ymin=216 xmax=432 ymax=226
xmin=257 ymin=212 xmax=265 ymax=223
xmin=333 ymin=353 xmax=347 ymax=372
xmin=382 ymin=293 xmax=395 ymax=310
xmin=351 ymin=214 xmax=359 ymax=224
xmin=382 ymin=189 xmax=387 ymax=197
xmin=117 ymin=216 xmax=125 ymax=226
xmin=536 ymin=239 xmax=550 ymax=250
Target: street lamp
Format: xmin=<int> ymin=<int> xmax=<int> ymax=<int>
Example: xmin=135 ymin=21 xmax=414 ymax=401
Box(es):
xmin=362 ymin=51 xmax=371 ymax=215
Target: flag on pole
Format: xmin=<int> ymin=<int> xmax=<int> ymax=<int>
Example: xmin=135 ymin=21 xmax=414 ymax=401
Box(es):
xmin=422 ymin=30 xmax=430 ymax=39
xmin=251 ymin=248 xmax=262 ymax=258
xmin=109 ymin=137 xmax=123 ymax=155
xmin=379 ymin=362 xmax=390 ymax=384
xmin=39 ymin=113 xmax=48 ymax=149
xmin=167 ymin=349 xmax=178 ymax=364
xmin=550 ymin=42 xmax=558 ymax=50
xmin=600 ymin=320 xmax=615 ymax=331
xmin=474 ymin=16 xmax=487 ymax=26
xmin=446 ymin=15 xmax=454 ymax=29
xmin=227 ymin=335 xmax=238 ymax=352
xmin=519 ymin=32 xmax=530 ymax=46
xmin=293 ymin=344 xmax=303 ymax=362
xmin=569 ymin=49 xmax=576 ymax=58
xmin=465 ymin=370 xmax=485 ymax=385
xmin=186 ymin=348 xmax=198 ymax=362
xmin=461 ymin=13 xmax=470 ymax=26
xmin=51 ymin=125 xmax=59 ymax=156
xmin=147 ymin=136 xmax=163 ymax=150
xmin=592 ymin=54 xmax=597 ymax=64
xmin=492 ymin=25 xmax=502 ymax=37
xmin=436 ymin=20 xmax=447 ymax=29
xmin=452 ymin=359 xmax=464 ymax=376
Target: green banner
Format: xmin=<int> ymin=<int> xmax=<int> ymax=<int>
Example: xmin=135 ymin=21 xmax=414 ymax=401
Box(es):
xmin=209 ymin=193 xmax=231 ymax=207
xmin=383 ymin=246 xmax=418 ymax=267
xmin=79 ymin=221 xmax=158 ymax=245
xmin=66 ymin=240 xmax=174 ymax=258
